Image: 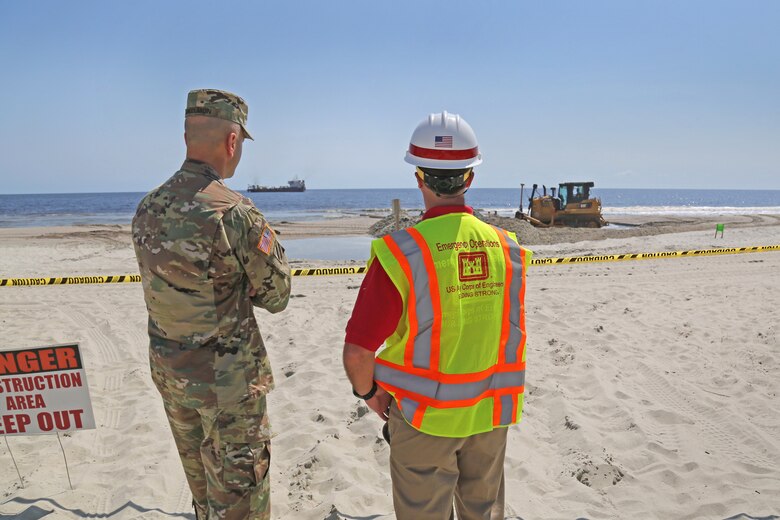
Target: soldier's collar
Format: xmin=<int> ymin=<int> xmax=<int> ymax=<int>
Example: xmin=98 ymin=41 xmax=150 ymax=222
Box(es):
xmin=181 ymin=159 xmax=223 ymax=182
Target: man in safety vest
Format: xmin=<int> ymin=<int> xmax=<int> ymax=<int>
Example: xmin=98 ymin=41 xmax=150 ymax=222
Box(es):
xmin=343 ymin=111 xmax=530 ymax=519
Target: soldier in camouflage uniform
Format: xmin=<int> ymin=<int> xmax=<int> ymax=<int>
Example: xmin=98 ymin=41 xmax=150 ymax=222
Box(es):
xmin=132 ymin=89 xmax=291 ymax=520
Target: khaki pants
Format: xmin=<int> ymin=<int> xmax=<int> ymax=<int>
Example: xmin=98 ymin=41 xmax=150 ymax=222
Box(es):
xmin=162 ymin=396 xmax=272 ymax=520
xmin=388 ymin=403 xmax=507 ymax=520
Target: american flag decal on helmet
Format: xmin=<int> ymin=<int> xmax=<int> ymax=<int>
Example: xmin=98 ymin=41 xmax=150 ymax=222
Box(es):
xmin=434 ymin=135 xmax=453 ymax=148
xmin=257 ymin=224 xmax=275 ymax=254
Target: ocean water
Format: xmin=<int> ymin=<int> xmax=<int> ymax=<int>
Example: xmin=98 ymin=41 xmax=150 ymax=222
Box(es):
xmin=1 ymin=188 xmax=779 ymax=228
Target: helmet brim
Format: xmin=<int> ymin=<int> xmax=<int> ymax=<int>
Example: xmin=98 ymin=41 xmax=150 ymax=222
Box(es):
xmin=404 ymin=152 xmax=482 ymax=169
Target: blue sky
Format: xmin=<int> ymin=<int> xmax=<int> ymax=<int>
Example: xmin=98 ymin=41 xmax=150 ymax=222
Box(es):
xmin=1 ymin=1 xmax=778 ymax=193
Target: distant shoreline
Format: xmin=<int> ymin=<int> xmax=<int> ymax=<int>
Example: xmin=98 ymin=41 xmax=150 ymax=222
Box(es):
xmin=2 ymin=187 xmax=780 ymax=229
xmin=2 ymin=213 xmax=779 ymax=247
xmin=4 ymin=207 xmax=780 ymax=230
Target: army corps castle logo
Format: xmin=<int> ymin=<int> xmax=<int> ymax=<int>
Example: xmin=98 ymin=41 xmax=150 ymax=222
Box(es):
xmin=458 ymin=252 xmax=489 ymax=281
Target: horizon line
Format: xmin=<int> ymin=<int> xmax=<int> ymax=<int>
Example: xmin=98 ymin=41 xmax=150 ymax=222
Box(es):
xmin=4 ymin=186 xmax=780 ymax=196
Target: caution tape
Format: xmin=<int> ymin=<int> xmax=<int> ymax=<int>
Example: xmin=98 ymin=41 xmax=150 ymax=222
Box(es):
xmin=0 ymin=274 xmax=142 ymax=287
xmin=0 ymin=268 xmax=368 ymax=287
xmin=292 ymin=266 xmax=367 ymax=277
xmin=529 ymin=244 xmax=780 ymax=265
xmin=1 ymin=245 xmax=778 ymax=287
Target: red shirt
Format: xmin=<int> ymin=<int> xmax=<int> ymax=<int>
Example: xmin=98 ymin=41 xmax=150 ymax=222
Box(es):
xmin=344 ymin=205 xmax=474 ymax=351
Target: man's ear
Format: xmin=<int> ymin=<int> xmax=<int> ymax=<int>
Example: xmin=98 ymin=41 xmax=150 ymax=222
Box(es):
xmin=465 ymin=171 xmax=475 ymax=188
xmin=226 ymin=131 xmax=238 ymax=157
xmin=415 ymin=172 xmax=424 ymax=189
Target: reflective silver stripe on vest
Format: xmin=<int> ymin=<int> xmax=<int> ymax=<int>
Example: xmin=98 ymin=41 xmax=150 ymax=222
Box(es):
xmin=375 ymin=363 xmax=525 ymax=403
xmin=494 ymin=228 xmax=525 ymax=364
xmin=499 ymin=394 xmax=514 ymax=426
xmin=390 ymin=229 xmax=434 ymax=369
xmin=399 ymin=397 xmax=420 ymax=424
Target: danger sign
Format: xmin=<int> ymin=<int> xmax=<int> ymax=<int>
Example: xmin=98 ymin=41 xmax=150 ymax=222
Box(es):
xmin=0 ymin=343 xmax=95 ymax=436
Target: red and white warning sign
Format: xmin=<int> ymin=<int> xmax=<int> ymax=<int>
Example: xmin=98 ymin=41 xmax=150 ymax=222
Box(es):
xmin=0 ymin=343 xmax=96 ymax=436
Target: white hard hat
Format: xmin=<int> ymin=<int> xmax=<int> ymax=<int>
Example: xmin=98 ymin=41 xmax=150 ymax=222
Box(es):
xmin=404 ymin=111 xmax=482 ymax=169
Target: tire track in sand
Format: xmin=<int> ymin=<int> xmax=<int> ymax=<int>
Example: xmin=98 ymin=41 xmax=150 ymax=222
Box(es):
xmin=636 ymin=362 xmax=777 ymax=471
xmin=60 ymin=306 xmax=122 ymax=365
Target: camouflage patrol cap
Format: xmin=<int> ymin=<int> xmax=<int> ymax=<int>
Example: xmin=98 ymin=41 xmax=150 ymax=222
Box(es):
xmin=185 ymin=89 xmax=254 ymax=140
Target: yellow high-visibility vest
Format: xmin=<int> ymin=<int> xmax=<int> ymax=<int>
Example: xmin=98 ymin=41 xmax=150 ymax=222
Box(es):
xmin=371 ymin=212 xmax=530 ymax=437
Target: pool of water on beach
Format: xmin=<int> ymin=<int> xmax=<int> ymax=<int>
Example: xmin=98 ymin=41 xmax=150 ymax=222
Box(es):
xmin=283 ymin=236 xmax=374 ymax=261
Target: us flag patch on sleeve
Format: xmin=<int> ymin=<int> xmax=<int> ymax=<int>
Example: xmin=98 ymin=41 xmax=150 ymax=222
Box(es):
xmin=257 ymin=224 xmax=275 ymax=254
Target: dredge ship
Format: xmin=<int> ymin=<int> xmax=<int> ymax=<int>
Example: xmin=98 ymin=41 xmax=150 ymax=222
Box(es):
xmin=247 ymin=178 xmax=306 ymax=193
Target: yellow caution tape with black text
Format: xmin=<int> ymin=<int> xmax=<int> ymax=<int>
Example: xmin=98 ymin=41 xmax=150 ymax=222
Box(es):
xmin=1 ymin=245 xmax=778 ymax=287
xmin=0 ymin=274 xmax=142 ymax=287
xmin=291 ymin=266 xmax=368 ymax=277
xmin=529 ymin=244 xmax=780 ymax=265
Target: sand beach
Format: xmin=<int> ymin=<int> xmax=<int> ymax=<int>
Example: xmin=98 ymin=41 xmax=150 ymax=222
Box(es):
xmin=1 ymin=214 xmax=779 ymax=519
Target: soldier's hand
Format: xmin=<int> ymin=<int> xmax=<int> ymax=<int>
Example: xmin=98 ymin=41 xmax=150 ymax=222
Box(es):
xmin=366 ymin=387 xmax=392 ymax=422
xmin=248 ymin=286 xmax=258 ymax=297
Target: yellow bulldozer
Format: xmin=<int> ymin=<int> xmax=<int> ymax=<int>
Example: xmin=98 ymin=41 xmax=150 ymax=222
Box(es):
xmin=515 ymin=181 xmax=607 ymax=228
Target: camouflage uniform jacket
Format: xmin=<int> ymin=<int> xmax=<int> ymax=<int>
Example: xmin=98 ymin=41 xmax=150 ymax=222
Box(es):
xmin=132 ymin=159 xmax=291 ymax=408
